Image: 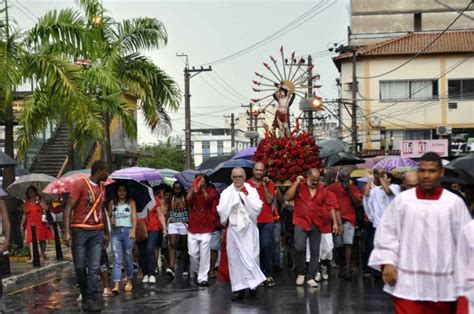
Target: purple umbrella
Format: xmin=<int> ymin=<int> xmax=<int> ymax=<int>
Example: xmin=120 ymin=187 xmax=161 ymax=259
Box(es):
xmin=373 ymin=157 xmax=417 ymax=172
xmin=232 ymin=147 xmax=257 ymax=160
xmin=111 ymin=167 xmax=163 ymax=181
xmin=356 ymin=157 xmax=384 ymax=169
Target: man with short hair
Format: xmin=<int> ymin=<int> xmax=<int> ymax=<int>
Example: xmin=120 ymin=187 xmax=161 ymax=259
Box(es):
xmin=247 ymin=162 xmax=276 ymax=287
xmin=217 ymin=167 xmax=266 ymax=301
xmin=401 ymin=171 xmax=418 ymax=191
xmin=285 ymin=168 xmax=341 ymax=288
xmin=369 ymin=152 xmax=471 ymax=314
xmin=64 ymin=160 xmax=109 ymax=312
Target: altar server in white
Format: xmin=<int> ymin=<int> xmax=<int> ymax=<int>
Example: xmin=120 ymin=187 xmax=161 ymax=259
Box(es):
xmin=455 ymin=220 xmax=474 ymax=314
xmin=369 ymin=152 xmax=471 ymax=314
xmin=217 ymin=167 xmax=266 ymax=301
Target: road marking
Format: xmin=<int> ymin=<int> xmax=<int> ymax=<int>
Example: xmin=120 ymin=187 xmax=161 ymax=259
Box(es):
xmin=8 ymin=276 xmax=57 ymax=295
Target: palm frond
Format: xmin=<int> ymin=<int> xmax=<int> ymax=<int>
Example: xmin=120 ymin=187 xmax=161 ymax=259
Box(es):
xmin=114 ymin=18 xmax=168 ymax=54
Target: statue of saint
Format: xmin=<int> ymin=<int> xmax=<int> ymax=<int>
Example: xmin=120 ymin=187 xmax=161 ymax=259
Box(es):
xmin=272 ymin=82 xmax=295 ymax=138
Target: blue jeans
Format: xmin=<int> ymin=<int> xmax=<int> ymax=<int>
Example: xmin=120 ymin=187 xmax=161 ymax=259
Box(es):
xmin=146 ymin=230 xmax=163 ymax=276
xmin=273 ymin=222 xmax=282 ymax=269
xmin=71 ymin=228 xmax=104 ymax=303
xmin=258 ymin=223 xmax=274 ymax=278
xmin=111 ymin=227 xmax=135 ymax=282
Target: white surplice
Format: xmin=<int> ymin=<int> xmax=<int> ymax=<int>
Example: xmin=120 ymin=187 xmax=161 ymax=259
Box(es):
xmin=455 ymin=220 xmax=474 ymax=313
xmin=369 ymin=188 xmax=471 ymax=301
xmin=217 ymin=183 xmax=266 ymax=291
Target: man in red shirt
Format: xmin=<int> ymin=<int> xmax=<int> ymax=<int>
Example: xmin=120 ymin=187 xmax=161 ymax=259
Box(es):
xmin=328 ymin=174 xmax=361 ymax=279
xmin=186 ymin=174 xmax=218 ymax=286
xmin=63 ymin=160 xmax=109 ymax=312
xmin=247 ymin=162 xmax=276 ymax=287
xmin=285 ymin=168 xmax=341 ymax=288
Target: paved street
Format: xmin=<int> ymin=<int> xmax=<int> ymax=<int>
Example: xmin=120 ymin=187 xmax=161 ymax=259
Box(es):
xmin=3 ymin=265 xmax=393 ymax=313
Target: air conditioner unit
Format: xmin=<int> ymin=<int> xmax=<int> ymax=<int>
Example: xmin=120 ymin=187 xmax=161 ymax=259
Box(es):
xmin=436 ymin=125 xmax=452 ymax=136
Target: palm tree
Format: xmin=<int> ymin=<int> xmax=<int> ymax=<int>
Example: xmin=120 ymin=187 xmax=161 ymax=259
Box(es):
xmin=0 ymin=7 xmax=95 ymax=187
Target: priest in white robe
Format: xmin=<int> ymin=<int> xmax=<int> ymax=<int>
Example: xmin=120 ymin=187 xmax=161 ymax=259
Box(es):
xmin=217 ymin=167 xmax=266 ymax=301
xmin=455 ymin=220 xmax=474 ymax=314
xmin=369 ymin=152 xmax=471 ymax=314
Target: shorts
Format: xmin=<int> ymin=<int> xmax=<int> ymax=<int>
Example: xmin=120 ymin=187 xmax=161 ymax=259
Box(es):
xmin=210 ymin=230 xmax=221 ymax=251
xmin=168 ymin=222 xmax=188 ymax=235
xmin=334 ymin=221 xmax=355 ymax=246
xmin=100 ymin=249 xmax=109 ymax=273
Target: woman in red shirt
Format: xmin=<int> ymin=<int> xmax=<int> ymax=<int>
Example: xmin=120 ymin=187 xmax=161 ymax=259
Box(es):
xmin=20 ymin=186 xmax=53 ymax=262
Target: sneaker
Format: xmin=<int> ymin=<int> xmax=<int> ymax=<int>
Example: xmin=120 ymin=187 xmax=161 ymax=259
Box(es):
xmin=76 ymin=294 xmax=82 ymax=301
xmin=296 ymin=275 xmax=305 ymax=286
xmin=266 ymin=276 xmax=275 ymax=288
xmin=321 ymin=265 xmax=329 ymax=281
xmin=182 ymin=271 xmax=189 ymax=278
xmin=166 ymin=268 xmax=175 ymax=278
xmin=142 ymin=275 xmax=149 ymax=283
xmin=306 ymin=279 xmax=319 ymax=288
xmin=315 ymin=272 xmax=321 ymax=282
xmin=148 ymin=275 xmax=156 ymax=283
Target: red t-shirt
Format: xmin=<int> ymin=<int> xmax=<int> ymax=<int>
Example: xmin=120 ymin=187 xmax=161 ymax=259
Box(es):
xmin=188 ymin=187 xmax=218 ymax=234
xmin=146 ymin=196 xmax=163 ymax=231
xmin=293 ymin=182 xmax=338 ymax=232
xmin=69 ymin=178 xmax=104 ymax=230
xmin=327 ymin=183 xmax=361 ymax=227
xmin=246 ymin=179 xmax=276 ymax=224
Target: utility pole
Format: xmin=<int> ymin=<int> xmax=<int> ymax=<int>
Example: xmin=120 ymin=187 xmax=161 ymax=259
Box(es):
xmin=351 ymin=50 xmax=358 ymax=154
xmin=242 ymin=103 xmax=254 ymax=146
xmin=224 ymin=113 xmax=235 ymax=153
xmin=307 ymin=55 xmax=314 ymax=134
xmin=177 ymin=53 xmax=212 ymax=169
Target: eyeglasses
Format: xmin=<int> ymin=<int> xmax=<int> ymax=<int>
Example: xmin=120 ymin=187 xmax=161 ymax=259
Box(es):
xmin=232 ymin=175 xmax=244 ymax=179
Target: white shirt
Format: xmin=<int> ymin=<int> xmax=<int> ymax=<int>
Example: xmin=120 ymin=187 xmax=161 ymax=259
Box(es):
xmin=366 ymin=184 xmax=400 ymax=228
xmin=369 ymin=188 xmax=471 ymax=302
xmin=455 ymin=220 xmax=474 ymax=312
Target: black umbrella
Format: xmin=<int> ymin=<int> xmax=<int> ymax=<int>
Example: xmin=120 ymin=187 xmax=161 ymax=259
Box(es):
xmin=209 ymin=159 xmax=255 ymax=185
xmin=105 ymin=178 xmax=155 ymax=218
xmin=446 ymin=154 xmax=474 ymax=177
xmin=442 ymin=167 xmax=474 ymax=186
xmin=0 ymin=152 xmax=16 ymax=167
xmin=325 ymin=152 xmax=364 ymax=167
xmin=197 ymin=155 xmax=233 ymax=171
xmin=317 ymin=138 xmax=348 ymax=158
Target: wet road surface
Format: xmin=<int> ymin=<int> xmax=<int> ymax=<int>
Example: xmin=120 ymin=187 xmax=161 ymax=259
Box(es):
xmin=2 ymin=265 xmax=393 ymax=313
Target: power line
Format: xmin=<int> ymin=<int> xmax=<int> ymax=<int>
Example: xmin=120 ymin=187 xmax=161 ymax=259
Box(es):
xmin=199 ymin=0 xmax=336 ymax=66
xmin=204 ymin=72 xmax=249 ymax=102
xmin=198 ymin=74 xmax=243 ymax=105
xmin=10 ymin=3 xmax=36 ymax=23
xmin=212 ymin=70 xmax=249 ymax=100
xmin=16 ymin=0 xmax=38 ymax=19
xmin=356 ymin=0 xmax=473 ymax=79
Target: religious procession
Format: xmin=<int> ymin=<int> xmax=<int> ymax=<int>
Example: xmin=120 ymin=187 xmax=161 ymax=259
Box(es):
xmin=1 ymin=0 xmax=474 ymax=313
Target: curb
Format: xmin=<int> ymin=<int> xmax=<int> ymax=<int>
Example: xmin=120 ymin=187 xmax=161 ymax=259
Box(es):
xmin=2 ymin=260 xmax=72 ymax=293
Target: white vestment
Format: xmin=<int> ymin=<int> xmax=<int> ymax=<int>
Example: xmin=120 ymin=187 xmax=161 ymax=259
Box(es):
xmin=455 ymin=220 xmax=474 ymax=314
xmin=369 ymin=188 xmax=471 ymax=301
xmin=217 ymin=183 xmax=266 ymax=291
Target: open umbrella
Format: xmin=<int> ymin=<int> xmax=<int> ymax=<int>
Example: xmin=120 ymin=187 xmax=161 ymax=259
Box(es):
xmin=317 ymin=139 xmax=348 ymax=158
xmin=232 ymin=147 xmax=257 ymax=160
xmin=158 ymin=168 xmax=178 ymax=187
xmin=325 ymin=152 xmax=364 ymax=167
xmin=442 ymin=167 xmax=474 ymax=186
xmin=174 ymin=169 xmax=212 ymax=190
xmin=446 ymin=154 xmax=474 ymax=177
xmin=62 ymin=169 xmax=90 ymax=177
xmin=105 ymin=178 xmax=155 ymax=219
xmin=111 ymin=167 xmax=163 ymax=182
xmin=197 ymin=155 xmax=233 ymax=171
xmin=6 ymin=173 xmax=56 ymax=200
xmin=209 ymin=159 xmax=255 ymax=185
xmin=43 ymin=173 xmax=114 ymax=195
xmin=373 ymin=156 xmax=417 ymax=173
xmin=355 ymin=157 xmax=385 ymax=169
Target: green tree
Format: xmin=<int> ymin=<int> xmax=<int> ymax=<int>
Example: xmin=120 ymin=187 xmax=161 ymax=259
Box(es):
xmin=138 ymin=143 xmax=188 ymax=171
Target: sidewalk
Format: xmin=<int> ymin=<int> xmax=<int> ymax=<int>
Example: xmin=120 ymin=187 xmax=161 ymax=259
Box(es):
xmin=2 ymin=242 xmax=73 ymax=294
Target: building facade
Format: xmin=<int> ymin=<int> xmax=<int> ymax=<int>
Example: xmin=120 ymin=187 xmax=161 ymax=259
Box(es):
xmin=334 ymin=30 xmax=474 ymax=154
xmin=189 ymin=128 xmax=251 ymax=167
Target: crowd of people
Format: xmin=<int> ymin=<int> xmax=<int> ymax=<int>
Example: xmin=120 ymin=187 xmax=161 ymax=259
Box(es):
xmin=0 ymin=152 xmax=472 ymax=313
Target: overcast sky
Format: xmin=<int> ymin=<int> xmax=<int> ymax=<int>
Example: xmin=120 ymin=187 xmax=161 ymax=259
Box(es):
xmin=12 ymin=0 xmax=350 ymax=144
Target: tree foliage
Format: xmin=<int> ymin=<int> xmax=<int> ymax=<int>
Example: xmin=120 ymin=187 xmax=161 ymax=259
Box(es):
xmin=138 ymin=141 xmax=188 ymax=172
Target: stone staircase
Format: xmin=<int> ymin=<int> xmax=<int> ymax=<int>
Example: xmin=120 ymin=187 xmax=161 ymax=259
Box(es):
xmin=29 ymin=125 xmax=71 ymax=177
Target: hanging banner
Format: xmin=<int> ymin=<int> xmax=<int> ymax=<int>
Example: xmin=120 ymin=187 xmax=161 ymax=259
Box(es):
xmin=401 ymin=139 xmax=449 ymax=158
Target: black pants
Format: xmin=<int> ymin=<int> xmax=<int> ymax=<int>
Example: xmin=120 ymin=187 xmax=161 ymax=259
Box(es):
xmin=363 ymin=221 xmax=375 ymax=271
xmin=294 ymin=224 xmax=321 ymax=280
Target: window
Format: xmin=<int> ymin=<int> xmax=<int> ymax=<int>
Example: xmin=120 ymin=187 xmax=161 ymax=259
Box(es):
xmin=404 ymin=130 xmax=431 ymax=140
xmin=414 ymin=13 xmax=422 ymax=32
xmin=217 ymin=140 xmax=224 ymax=155
xmin=448 ymin=102 xmax=458 ymax=110
xmin=380 ymin=80 xmax=438 ymax=101
xmin=448 ymin=79 xmax=474 ymax=99
xmin=202 ymin=140 xmax=210 ymax=157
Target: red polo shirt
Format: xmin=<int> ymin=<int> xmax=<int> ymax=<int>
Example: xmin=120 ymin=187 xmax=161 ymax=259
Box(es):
xmin=293 ymin=182 xmax=338 ymax=232
xmin=188 ymin=187 xmax=218 ymax=234
xmin=247 ymin=179 xmax=276 ymax=224
xmin=327 ymin=183 xmax=361 ymax=227
xmin=69 ymin=178 xmax=104 ymax=230
xmin=146 ymin=196 xmax=163 ymax=231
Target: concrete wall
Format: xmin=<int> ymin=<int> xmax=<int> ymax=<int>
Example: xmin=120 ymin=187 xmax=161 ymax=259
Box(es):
xmin=339 ymin=54 xmax=474 ymax=150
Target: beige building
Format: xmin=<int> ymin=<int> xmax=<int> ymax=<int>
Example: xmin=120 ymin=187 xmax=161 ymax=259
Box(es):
xmin=334 ymin=30 xmax=474 ymax=153
xmin=350 ymin=0 xmax=474 ymax=45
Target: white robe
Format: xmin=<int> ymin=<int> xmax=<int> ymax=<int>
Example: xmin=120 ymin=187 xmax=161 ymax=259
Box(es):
xmin=217 ymin=183 xmax=266 ymax=291
xmin=455 ymin=220 xmax=474 ymax=314
xmin=369 ymin=188 xmax=471 ymax=301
